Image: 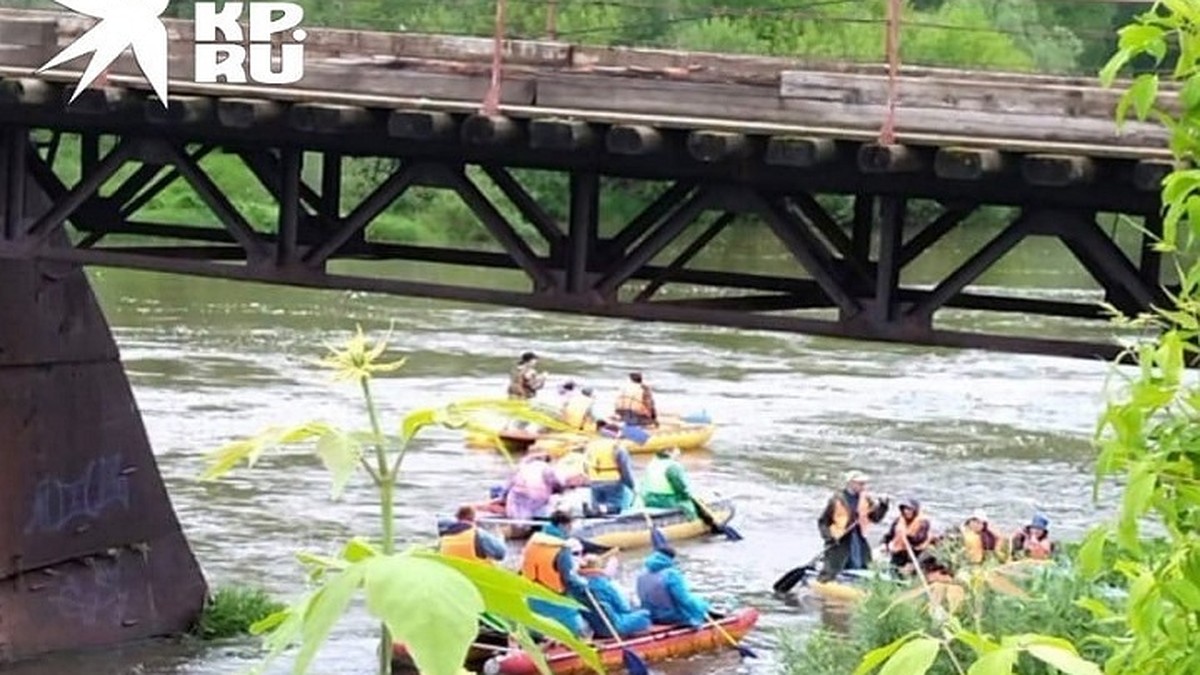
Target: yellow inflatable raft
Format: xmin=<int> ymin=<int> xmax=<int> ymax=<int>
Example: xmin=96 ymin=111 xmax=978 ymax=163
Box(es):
xmin=529 ymin=422 xmax=716 ymax=456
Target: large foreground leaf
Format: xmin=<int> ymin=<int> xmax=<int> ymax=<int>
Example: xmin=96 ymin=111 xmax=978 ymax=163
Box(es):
xmin=413 ymin=551 xmax=603 ymax=673
xmin=362 ymin=555 xmax=484 ymax=675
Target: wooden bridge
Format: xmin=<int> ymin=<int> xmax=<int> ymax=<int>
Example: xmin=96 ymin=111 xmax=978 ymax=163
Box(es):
xmin=0 ymin=6 xmax=1177 ymax=663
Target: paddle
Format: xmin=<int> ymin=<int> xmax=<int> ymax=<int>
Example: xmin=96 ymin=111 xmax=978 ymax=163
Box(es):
xmin=581 ymin=585 xmax=649 ymax=675
xmin=692 ymin=496 xmax=743 ymax=541
xmin=705 ymin=611 xmax=757 ymax=659
xmin=639 ymin=507 xmax=670 ymax=551
xmin=772 ymin=521 xmax=860 ymax=594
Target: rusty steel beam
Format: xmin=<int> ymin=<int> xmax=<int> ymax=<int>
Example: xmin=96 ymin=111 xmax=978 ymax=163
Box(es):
xmin=595 ymin=188 xmax=711 ymax=297
xmin=304 ymin=162 xmax=418 ymax=268
xmin=908 ymin=212 xmax=1034 ymax=322
xmin=483 ymin=165 xmax=565 ymax=248
xmin=606 ymin=181 xmax=698 ymax=257
xmin=567 ymin=172 xmax=598 ymax=294
xmin=754 ymin=193 xmax=862 ymax=317
xmin=633 ymin=212 xmax=734 ymax=303
xmin=27 ymin=245 xmax=1128 ymax=363
xmin=873 ymin=196 xmax=905 ymax=324
xmin=898 ymin=203 xmax=976 ymax=268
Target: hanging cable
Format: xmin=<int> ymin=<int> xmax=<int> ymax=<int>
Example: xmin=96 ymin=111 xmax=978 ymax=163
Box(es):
xmin=483 ymin=0 xmax=508 ymax=115
xmin=880 ymin=0 xmax=900 ymax=145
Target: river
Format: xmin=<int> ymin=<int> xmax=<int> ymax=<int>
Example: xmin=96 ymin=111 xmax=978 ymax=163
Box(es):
xmin=5 ymin=220 xmax=1135 ymax=674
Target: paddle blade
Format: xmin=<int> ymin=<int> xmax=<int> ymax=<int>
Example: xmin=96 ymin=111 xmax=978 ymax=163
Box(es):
xmin=682 ymin=410 xmax=711 ymax=424
xmin=622 ymin=648 xmax=650 ymax=675
xmin=737 ymin=644 xmax=759 ymax=659
xmin=772 ymin=566 xmax=811 ymax=594
xmin=721 ymin=523 xmax=744 ymax=542
xmin=649 ymin=525 xmax=669 ymax=551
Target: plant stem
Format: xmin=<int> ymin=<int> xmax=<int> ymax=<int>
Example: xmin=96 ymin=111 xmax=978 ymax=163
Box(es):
xmin=359 ymin=375 xmax=394 ymax=675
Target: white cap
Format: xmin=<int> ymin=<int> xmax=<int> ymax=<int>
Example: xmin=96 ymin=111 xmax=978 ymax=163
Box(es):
xmin=967 ymin=509 xmax=988 ymax=522
xmin=845 ymin=470 xmax=869 ymax=483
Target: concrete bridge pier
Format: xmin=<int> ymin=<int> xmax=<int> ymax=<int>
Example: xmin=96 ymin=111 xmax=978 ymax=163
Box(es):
xmin=0 ymin=131 xmax=206 ymax=662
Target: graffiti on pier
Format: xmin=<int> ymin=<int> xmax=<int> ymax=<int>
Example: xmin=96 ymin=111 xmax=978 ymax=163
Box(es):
xmin=48 ymin=559 xmax=129 ymax=626
xmin=24 ymin=454 xmax=132 ymax=534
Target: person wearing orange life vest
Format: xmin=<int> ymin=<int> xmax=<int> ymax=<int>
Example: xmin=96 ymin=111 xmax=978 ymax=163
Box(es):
xmin=960 ymin=510 xmax=1007 ymax=564
xmin=584 ymin=421 xmax=637 ymax=515
xmin=882 ymin=497 xmax=933 ymax=573
xmin=614 ymin=372 xmax=657 ymax=427
xmin=520 ymin=510 xmax=589 ymax=637
xmin=1011 ymin=513 xmax=1055 ymax=560
xmin=437 ymin=505 xmax=507 ymax=563
xmin=815 ymin=470 xmax=890 ymax=582
xmin=561 ymin=386 xmax=596 ymax=431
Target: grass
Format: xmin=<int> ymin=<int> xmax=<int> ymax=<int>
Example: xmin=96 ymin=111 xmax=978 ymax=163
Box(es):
xmin=192 ymin=586 xmax=287 ymax=641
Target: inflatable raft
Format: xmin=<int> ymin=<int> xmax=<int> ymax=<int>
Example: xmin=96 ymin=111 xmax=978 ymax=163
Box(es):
xmin=528 ymin=422 xmax=716 ymax=456
xmin=469 ymin=497 xmax=737 ymax=550
xmin=793 ymin=568 xmax=901 ymax=602
xmin=393 ymin=608 xmax=760 ymax=674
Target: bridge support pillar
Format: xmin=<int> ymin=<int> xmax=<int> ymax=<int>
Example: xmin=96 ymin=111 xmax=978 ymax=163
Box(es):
xmin=0 ymin=139 xmax=206 ymax=662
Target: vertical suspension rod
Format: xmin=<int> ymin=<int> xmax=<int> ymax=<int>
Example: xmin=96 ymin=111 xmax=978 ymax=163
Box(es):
xmin=881 ymin=0 xmax=901 ymax=145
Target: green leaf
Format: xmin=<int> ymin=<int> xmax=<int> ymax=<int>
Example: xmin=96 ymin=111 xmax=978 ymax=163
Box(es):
xmin=1100 ymin=49 xmax=1132 ymax=87
xmin=361 ymin=555 xmax=484 ymax=675
xmin=1076 ymin=526 xmax=1108 ymax=579
xmin=1183 ymin=74 xmax=1200 ymax=111
xmin=340 ymin=537 xmax=380 ymax=562
xmin=1163 ymin=577 xmax=1200 ymax=611
xmin=399 ymin=407 xmax=438 ymax=444
xmin=292 ymin=564 xmax=367 ymax=674
xmin=853 ymin=632 xmax=923 ymax=675
xmin=315 ymin=431 xmax=362 ymax=500
xmin=411 ymin=551 xmax=602 ymax=673
xmin=879 ymin=636 xmax=941 ymax=675
xmin=966 ymin=647 xmax=1018 ymax=675
xmin=1117 ymin=74 xmax=1159 ymax=124
xmin=1025 ymin=644 xmax=1103 ymax=675
xmin=956 ymin=629 xmax=1001 ymax=658
xmin=1074 ymin=597 xmax=1114 ymax=620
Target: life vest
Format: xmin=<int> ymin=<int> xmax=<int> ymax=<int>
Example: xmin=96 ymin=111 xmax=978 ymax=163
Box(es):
xmin=512 ymin=460 xmax=553 ymax=501
xmin=829 ymin=492 xmax=872 ymax=540
xmin=585 ymin=440 xmax=622 ymax=483
xmin=643 ymin=457 xmax=677 ymax=497
xmin=562 ymin=392 xmax=594 ymax=430
xmin=507 ymin=364 xmax=538 ymax=398
xmin=961 ymin=525 xmax=1002 ymax=564
xmin=554 ymin=452 xmax=588 ymax=486
xmin=439 ymin=526 xmax=484 ymax=562
xmin=521 ymin=532 xmax=568 ymax=592
xmin=1020 ymin=530 xmax=1053 ymax=560
xmin=887 ymin=515 xmax=931 ymax=554
xmin=614 ymin=382 xmax=650 ymax=417
xmin=635 ymin=569 xmax=671 ymax=610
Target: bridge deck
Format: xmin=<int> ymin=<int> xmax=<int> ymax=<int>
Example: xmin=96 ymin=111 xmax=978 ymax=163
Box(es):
xmin=0 ymin=8 xmax=1172 ymax=159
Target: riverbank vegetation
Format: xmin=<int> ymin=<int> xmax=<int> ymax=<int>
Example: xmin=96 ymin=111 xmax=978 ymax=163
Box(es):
xmin=192 ymin=586 xmax=287 ymax=641
xmin=778 ymin=2 xmax=1200 ymax=673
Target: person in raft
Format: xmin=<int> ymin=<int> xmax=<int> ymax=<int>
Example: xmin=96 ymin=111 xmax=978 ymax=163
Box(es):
xmin=437 ymin=505 xmax=507 ymax=564
xmin=584 ymin=421 xmax=637 ymax=515
xmin=613 ymin=371 xmax=657 ymax=427
xmin=1010 ymin=513 xmax=1056 ymax=560
xmin=561 ymin=384 xmax=597 ymax=431
xmin=641 ymin=447 xmax=697 ymax=519
xmin=505 ymin=453 xmax=566 ymax=521
xmin=960 ymin=510 xmax=1008 ymax=564
xmin=636 ymin=542 xmax=711 ymax=628
xmin=881 ymin=497 xmax=934 ymax=574
xmin=519 ymin=510 xmax=589 ymax=637
xmin=574 ymin=553 xmax=652 ymax=638
xmin=815 ymin=470 xmax=890 ymax=582
xmin=507 ymin=351 xmax=546 ymax=400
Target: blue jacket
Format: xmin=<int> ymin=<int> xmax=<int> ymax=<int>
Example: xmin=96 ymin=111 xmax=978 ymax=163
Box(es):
xmin=635 ymin=551 xmax=710 ymax=627
xmin=527 ymin=524 xmax=588 ymax=636
xmin=437 ymin=520 xmax=507 ymax=561
xmin=573 ymin=571 xmax=651 ymax=638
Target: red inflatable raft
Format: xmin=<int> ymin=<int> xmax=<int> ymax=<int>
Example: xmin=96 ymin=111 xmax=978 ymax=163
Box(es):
xmin=393 ymin=607 xmax=759 ymax=674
